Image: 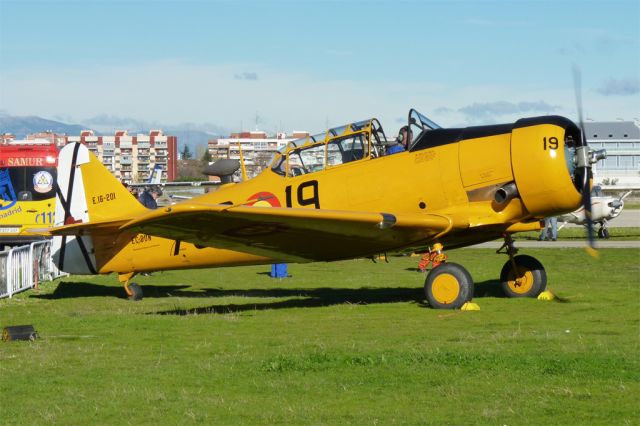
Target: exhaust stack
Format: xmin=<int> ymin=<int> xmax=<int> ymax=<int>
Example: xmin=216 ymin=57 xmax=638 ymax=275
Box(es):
xmin=494 ymin=182 xmax=519 ymax=205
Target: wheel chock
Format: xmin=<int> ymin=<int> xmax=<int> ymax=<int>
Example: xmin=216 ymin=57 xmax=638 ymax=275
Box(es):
xmin=461 ymin=302 xmax=480 ymax=311
xmin=537 ymin=290 xmax=556 ymax=301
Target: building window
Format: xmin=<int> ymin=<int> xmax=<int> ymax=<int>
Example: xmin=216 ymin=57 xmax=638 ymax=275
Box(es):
xmin=619 ymin=142 xmax=633 ymax=149
xmin=619 ymin=156 xmax=633 ymax=168
xmin=603 ymin=157 xmax=618 ymax=169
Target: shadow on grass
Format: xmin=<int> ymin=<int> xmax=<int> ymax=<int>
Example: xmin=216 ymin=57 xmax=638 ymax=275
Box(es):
xmin=474 ymin=279 xmax=505 ymax=298
xmin=153 ymin=286 xmax=425 ymax=315
xmin=153 ymin=280 xmax=509 ymax=316
xmin=31 ymin=278 xmax=507 ymax=314
xmin=30 ymin=281 xmax=192 ymax=300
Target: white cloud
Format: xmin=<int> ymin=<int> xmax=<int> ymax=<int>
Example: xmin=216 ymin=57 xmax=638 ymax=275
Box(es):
xmin=1 ymin=60 xmax=638 ymax=135
xmin=597 ymin=78 xmax=640 ymax=96
xmin=234 ymin=72 xmax=259 ymax=81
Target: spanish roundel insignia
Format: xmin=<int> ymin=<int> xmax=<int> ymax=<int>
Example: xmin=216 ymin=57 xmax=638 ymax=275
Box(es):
xmin=246 ymin=191 xmax=281 ymax=207
xmin=33 ymin=171 xmax=54 ymax=194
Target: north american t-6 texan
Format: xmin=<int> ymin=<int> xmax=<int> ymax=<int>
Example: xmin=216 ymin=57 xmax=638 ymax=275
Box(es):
xmin=47 ymin=108 xmax=606 ymax=309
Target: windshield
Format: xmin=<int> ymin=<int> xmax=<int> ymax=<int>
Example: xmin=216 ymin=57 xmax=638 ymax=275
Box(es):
xmin=408 ymin=109 xmax=440 ymax=149
xmin=409 ymin=109 xmax=441 ymax=131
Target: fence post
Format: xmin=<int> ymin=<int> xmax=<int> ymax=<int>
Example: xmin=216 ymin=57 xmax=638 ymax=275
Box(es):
xmin=7 ymin=246 xmax=14 ymax=298
xmin=0 ymin=251 xmax=7 ymax=298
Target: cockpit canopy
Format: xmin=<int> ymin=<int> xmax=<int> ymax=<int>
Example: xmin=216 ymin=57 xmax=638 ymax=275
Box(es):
xmin=269 ymin=109 xmax=440 ymax=177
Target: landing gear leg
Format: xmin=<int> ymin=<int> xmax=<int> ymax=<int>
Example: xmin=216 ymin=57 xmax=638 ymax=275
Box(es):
xmin=118 ymin=272 xmax=143 ymax=301
xmin=498 ymin=234 xmax=547 ymax=298
xmin=423 ymin=244 xmax=474 ymax=309
xmin=597 ymin=221 xmax=610 ymax=239
xmin=418 ymin=243 xmax=448 ymax=272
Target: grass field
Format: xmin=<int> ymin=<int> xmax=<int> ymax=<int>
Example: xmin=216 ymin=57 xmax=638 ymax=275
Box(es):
xmin=624 ymin=201 xmax=640 ymax=210
xmin=1 ymin=248 xmax=639 ymax=424
xmin=518 ymin=227 xmax=640 ymax=241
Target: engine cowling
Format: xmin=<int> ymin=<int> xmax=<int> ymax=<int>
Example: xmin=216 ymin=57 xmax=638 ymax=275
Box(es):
xmin=510 ymin=116 xmax=583 ymax=218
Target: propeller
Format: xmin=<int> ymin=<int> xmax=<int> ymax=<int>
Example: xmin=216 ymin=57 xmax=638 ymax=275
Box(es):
xmin=572 ymin=65 xmax=598 ymax=256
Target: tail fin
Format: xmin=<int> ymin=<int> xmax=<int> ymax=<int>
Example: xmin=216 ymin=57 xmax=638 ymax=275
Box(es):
xmin=148 ymin=164 xmax=163 ymax=184
xmin=52 ymin=142 xmax=147 ymax=274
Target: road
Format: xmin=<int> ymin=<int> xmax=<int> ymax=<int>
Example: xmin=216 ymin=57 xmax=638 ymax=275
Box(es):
xmin=470 ymin=240 xmax=640 ymax=249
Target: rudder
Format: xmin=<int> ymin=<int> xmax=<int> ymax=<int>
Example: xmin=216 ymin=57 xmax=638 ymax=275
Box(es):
xmin=52 ymin=143 xmax=146 ymax=274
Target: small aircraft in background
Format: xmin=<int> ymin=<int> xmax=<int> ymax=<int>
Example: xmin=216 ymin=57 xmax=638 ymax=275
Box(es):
xmin=129 ymin=163 xmax=222 ymax=196
xmin=127 ymin=164 xmax=164 ymax=188
xmin=148 ymin=164 xmax=163 ymax=185
xmin=558 ymin=186 xmax=633 ymax=238
xmin=48 ymin=108 xmax=605 ymax=309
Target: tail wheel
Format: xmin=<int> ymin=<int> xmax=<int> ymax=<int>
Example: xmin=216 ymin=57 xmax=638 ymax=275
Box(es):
xmin=500 ymin=255 xmax=547 ymax=298
xmin=424 ymin=263 xmax=474 ymax=309
xmin=127 ymin=283 xmax=143 ymax=301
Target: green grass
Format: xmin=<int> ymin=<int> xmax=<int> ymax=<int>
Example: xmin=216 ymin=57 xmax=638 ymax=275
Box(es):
xmin=518 ymin=226 xmax=640 ymax=241
xmin=1 ymin=249 xmax=639 ymax=425
xmin=624 ymin=201 xmax=640 ymax=210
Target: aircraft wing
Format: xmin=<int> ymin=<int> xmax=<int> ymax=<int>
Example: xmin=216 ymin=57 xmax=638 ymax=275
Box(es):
xmin=48 ymin=217 xmax=133 ymax=236
xmin=120 ymin=203 xmax=467 ymax=262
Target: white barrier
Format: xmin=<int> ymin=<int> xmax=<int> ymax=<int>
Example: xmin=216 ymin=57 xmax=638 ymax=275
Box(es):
xmin=0 ymin=241 xmax=67 ymax=299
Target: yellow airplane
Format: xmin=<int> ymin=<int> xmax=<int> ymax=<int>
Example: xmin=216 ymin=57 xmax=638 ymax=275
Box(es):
xmin=49 ymin=109 xmax=604 ymax=309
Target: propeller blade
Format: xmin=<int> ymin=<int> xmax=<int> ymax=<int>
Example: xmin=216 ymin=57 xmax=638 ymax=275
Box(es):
xmin=572 ymin=65 xmax=597 ymax=256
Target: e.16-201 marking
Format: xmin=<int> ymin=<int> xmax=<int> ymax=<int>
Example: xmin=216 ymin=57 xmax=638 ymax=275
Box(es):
xmin=92 ymin=192 xmax=117 ymax=205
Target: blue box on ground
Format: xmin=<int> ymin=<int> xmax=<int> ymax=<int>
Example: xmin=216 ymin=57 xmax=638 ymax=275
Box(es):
xmin=270 ymin=263 xmax=289 ymax=278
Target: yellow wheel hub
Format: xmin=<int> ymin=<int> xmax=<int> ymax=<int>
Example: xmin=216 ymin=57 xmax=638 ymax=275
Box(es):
xmin=507 ymin=266 xmax=534 ymax=294
xmin=431 ymin=273 xmax=460 ymax=304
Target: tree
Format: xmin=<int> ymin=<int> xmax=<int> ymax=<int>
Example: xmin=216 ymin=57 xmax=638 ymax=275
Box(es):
xmin=180 ymin=144 xmax=193 ymax=160
xmin=201 ymin=149 xmax=212 ymax=164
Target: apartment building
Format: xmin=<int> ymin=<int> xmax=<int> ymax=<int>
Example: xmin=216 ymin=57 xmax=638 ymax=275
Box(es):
xmin=1 ymin=134 xmax=16 ymax=144
xmin=27 ymin=131 xmax=68 ymax=148
xmin=65 ymin=130 xmax=178 ymax=183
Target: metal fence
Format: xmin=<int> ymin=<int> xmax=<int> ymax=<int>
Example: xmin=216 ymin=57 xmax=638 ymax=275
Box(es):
xmin=0 ymin=241 xmax=66 ymax=299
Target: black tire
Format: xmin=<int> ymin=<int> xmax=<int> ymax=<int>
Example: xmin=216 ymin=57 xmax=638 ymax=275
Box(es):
xmin=127 ymin=283 xmax=143 ymax=301
xmin=500 ymin=255 xmax=546 ymax=298
xmin=598 ymin=227 xmax=609 ymax=239
xmin=424 ymin=263 xmax=474 ymax=309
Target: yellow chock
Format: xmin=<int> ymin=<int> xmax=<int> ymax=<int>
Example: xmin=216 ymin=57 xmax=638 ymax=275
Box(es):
xmin=461 ymin=302 xmax=480 ymax=311
xmin=585 ymin=246 xmax=599 ymax=258
xmin=537 ymin=290 xmax=556 ymax=301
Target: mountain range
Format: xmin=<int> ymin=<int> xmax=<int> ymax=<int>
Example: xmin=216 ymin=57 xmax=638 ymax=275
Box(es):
xmin=0 ymin=114 xmax=214 ymax=155
xmin=0 ymin=114 xmax=86 ymax=138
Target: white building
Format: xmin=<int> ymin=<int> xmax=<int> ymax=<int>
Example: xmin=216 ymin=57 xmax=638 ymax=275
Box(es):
xmin=208 ymin=130 xmax=308 ymax=178
xmin=585 ymin=120 xmax=640 ymax=188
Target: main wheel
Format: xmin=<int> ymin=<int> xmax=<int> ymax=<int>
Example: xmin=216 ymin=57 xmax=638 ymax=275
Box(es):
xmin=127 ymin=283 xmax=143 ymax=301
xmin=500 ymin=255 xmax=546 ymax=298
xmin=424 ymin=263 xmax=474 ymax=309
xmin=598 ymin=227 xmax=609 ymax=239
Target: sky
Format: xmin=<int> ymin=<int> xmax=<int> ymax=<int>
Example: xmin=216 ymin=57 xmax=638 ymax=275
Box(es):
xmin=0 ymin=0 xmax=638 ymax=136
